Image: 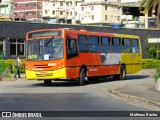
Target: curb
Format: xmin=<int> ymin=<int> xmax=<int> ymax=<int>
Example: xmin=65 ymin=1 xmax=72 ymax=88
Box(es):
xmin=107 ymin=88 xmax=160 ymax=109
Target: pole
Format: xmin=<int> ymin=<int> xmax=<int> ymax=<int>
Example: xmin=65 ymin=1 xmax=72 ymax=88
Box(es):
xmin=157 ymin=44 xmax=159 ymax=71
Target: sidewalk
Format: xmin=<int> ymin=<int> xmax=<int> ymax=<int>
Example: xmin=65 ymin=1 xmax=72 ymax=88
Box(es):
xmin=108 ymin=69 xmax=160 ymax=110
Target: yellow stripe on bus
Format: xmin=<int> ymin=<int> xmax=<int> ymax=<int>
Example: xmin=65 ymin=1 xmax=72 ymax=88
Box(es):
xmin=26 ymin=68 xmax=67 ymax=80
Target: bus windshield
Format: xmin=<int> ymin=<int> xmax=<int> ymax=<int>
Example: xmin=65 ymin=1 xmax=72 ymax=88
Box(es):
xmin=26 ymin=37 xmax=64 ymax=61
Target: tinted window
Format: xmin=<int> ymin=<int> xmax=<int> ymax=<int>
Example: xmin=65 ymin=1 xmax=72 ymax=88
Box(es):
xmin=89 ymin=36 xmax=100 ymax=53
xmin=113 ymin=38 xmax=120 ymax=45
xmin=89 ymin=36 xmax=99 ymax=44
xmin=112 ymin=37 xmax=122 ymax=53
xmin=78 ymin=35 xmax=89 ymax=52
xmin=102 ymin=37 xmax=110 ymax=45
xmin=122 ymin=38 xmax=131 ymax=53
xmin=132 ymin=39 xmax=140 ymax=53
xmin=123 ymin=38 xmax=130 ymax=46
xmin=132 ymin=39 xmax=139 ymax=46
xmin=78 ymin=35 xmax=88 ymax=44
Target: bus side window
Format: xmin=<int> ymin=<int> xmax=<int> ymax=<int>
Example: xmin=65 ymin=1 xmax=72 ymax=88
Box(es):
xmin=122 ymin=38 xmax=131 ymax=53
xmin=78 ymin=35 xmax=89 ymax=53
xmin=67 ymin=38 xmax=78 ymax=59
xmin=89 ymin=36 xmax=101 ymax=53
xmin=131 ymin=39 xmax=140 ymax=53
xmin=101 ymin=37 xmax=112 ymax=53
xmin=112 ymin=37 xmax=122 ymax=53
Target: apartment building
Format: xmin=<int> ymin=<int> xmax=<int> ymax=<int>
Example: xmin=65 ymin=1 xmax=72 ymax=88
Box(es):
xmin=80 ymin=0 xmax=122 ymax=24
xmin=42 ymin=0 xmax=81 ymax=24
xmin=42 ymin=0 xmax=122 ymax=24
xmin=0 ymin=0 xmax=12 ymax=20
xmin=12 ymin=0 xmax=43 ymax=21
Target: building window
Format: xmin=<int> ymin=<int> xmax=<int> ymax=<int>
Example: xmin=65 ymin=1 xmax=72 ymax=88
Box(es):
xmin=13 ymin=4 xmax=17 ymax=8
xmin=67 ymin=12 xmax=69 ymax=16
xmin=45 ymin=10 xmax=48 ymax=14
xmin=26 ymin=3 xmax=36 ymax=7
xmin=10 ymin=39 xmax=24 ymax=56
xmin=52 ymin=10 xmax=55 ymax=15
xmin=91 ymin=6 xmax=94 ymax=10
xmin=105 ymin=15 xmax=107 ymax=20
xmin=26 ymin=11 xmax=36 ymax=15
xmin=60 ymin=11 xmax=63 ymax=15
xmin=117 ymin=16 xmax=120 ymax=21
xmin=60 ymin=2 xmax=63 ymax=6
xmin=70 ymin=12 xmax=72 ymax=16
xmin=105 ymin=6 xmax=107 ymax=10
xmin=82 ymin=7 xmax=84 ymax=11
xmin=91 ymin=15 xmax=94 ymax=20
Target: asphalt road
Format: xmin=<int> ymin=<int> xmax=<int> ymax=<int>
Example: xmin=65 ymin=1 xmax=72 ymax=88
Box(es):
xmin=0 ymin=71 xmax=159 ymax=120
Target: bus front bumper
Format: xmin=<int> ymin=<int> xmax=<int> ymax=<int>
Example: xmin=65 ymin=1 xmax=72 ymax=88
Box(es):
xmin=25 ymin=68 xmax=67 ymax=80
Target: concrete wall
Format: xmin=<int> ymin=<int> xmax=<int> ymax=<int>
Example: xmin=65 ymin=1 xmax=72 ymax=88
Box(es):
xmin=0 ymin=21 xmax=160 ymax=58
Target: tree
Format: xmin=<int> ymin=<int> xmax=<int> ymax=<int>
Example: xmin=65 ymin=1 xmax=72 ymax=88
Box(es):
xmin=139 ymin=0 xmax=160 ymax=29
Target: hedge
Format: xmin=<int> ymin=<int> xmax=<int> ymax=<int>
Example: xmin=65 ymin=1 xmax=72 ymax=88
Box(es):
xmin=0 ymin=59 xmax=25 ymax=74
xmin=0 ymin=59 xmax=158 ymax=74
xmin=142 ymin=59 xmax=160 ymax=69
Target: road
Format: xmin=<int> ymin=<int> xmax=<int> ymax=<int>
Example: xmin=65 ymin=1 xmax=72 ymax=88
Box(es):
xmin=0 ymin=72 xmax=159 ymax=119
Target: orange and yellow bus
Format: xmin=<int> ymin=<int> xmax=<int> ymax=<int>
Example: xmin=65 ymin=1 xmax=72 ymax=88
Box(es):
xmin=25 ymin=28 xmax=142 ymax=85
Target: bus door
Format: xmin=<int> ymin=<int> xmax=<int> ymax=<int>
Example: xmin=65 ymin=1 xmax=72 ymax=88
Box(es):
xmin=131 ymin=39 xmax=142 ymax=73
xmin=66 ymin=35 xmax=79 ymax=78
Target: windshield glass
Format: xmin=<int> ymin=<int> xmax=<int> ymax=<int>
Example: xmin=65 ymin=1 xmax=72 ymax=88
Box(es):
xmin=26 ymin=38 xmax=64 ymax=60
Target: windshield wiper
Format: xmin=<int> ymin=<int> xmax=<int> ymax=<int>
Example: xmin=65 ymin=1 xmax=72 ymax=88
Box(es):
xmin=45 ymin=36 xmax=54 ymax=47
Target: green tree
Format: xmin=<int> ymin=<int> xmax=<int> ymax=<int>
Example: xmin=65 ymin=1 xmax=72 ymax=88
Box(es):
xmin=139 ymin=0 xmax=160 ymax=29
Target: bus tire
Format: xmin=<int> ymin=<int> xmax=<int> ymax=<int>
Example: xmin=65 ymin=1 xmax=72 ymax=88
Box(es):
xmin=119 ymin=65 xmax=126 ymax=80
xmin=44 ymin=80 xmax=51 ymax=86
xmin=78 ymin=68 xmax=86 ymax=86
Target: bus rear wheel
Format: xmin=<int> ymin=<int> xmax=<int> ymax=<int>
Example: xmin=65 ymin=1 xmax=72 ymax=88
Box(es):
xmin=113 ymin=65 xmax=126 ymax=80
xmin=78 ymin=68 xmax=86 ymax=86
xmin=119 ymin=65 xmax=126 ymax=80
xmin=44 ymin=80 xmax=52 ymax=86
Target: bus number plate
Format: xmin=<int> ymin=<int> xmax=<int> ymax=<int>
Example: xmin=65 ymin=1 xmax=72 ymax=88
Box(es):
xmin=40 ymin=71 xmax=47 ymax=75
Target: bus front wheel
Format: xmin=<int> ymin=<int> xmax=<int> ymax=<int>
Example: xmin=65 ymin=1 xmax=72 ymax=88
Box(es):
xmin=78 ymin=68 xmax=86 ymax=86
xmin=44 ymin=80 xmax=52 ymax=86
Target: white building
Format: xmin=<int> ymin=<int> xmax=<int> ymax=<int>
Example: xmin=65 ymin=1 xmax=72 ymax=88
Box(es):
xmin=0 ymin=0 xmax=12 ymax=20
xmin=42 ymin=0 xmax=122 ymax=25
xmin=80 ymin=0 xmax=122 ymax=24
xmin=42 ymin=0 xmax=81 ymax=24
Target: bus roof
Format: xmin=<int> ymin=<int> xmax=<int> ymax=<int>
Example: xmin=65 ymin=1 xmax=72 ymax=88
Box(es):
xmin=27 ymin=28 xmax=139 ymax=39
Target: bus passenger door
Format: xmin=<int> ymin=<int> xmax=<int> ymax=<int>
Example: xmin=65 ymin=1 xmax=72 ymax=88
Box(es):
xmin=131 ymin=39 xmax=142 ymax=73
xmin=66 ymin=35 xmax=79 ymax=78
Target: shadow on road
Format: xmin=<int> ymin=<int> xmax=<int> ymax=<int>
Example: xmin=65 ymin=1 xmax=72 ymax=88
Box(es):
xmin=31 ymin=74 xmax=150 ymax=87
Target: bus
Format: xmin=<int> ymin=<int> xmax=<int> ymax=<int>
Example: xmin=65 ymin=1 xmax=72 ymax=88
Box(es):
xmin=25 ymin=28 xmax=142 ymax=85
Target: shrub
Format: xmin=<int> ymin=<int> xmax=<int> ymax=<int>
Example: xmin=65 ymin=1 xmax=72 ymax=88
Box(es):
xmin=142 ymin=59 xmax=160 ymax=69
xmin=0 ymin=59 xmax=25 ymax=73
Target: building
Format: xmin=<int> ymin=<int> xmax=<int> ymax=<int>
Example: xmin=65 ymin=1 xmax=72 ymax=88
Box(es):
xmin=0 ymin=0 xmax=12 ymax=21
xmin=80 ymin=0 xmax=122 ymax=25
xmin=12 ymin=0 xmax=43 ymax=21
xmin=42 ymin=0 xmax=81 ymax=24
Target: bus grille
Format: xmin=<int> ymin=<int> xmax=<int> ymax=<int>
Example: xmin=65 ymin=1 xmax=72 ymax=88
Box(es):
xmin=34 ymin=64 xmax=52 ymax=68
xmin=35 ymin=73 xmax=53 ymax=77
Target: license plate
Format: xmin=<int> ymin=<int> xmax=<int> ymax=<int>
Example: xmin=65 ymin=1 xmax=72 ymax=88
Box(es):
xmin=40 ymin=71 xmax=47 ymax=75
